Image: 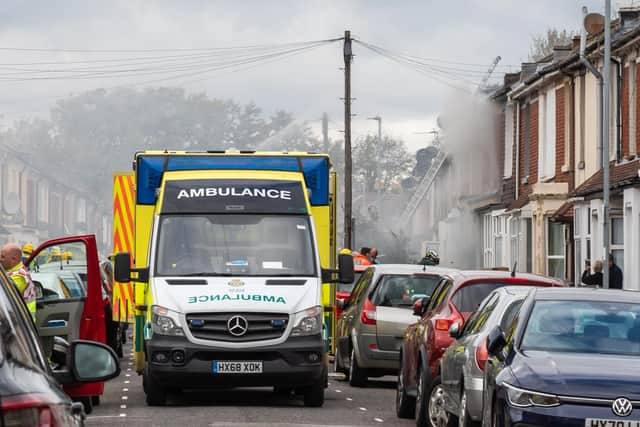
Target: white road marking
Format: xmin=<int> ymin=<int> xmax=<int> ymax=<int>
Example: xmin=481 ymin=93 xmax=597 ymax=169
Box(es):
xmin=346 ymin=397 xmax=353 ymax=401
xmin=335 ymin=389 xmax=342 ymax=393
xmin=125 ymin=374 xmax=131 ymax=377
xmin=123 ymin=388 xmax=129 ymax=392
xmin=119 ymin=413 xmax=127 ymax=417
xmin=374 ymin=418 xmax=384 ymax=423
xmin=124 ymin=380 xmax=131 ymax=384
xmin=120 ymin=404 xmax=127 ymax=409
xmin=359 ymin=407 xmax=367 ymax=411
xmin=122 ymin=396 xmax=129 ymax=400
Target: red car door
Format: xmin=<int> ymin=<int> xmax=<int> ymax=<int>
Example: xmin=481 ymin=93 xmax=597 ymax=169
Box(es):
xmin=27 ymin=234 xmax=106 ymax=400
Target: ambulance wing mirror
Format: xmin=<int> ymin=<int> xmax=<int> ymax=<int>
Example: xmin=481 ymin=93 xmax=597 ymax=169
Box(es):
xmin=337 ymin=254 xmax=355 ymax=284
xmin=321 ymin=254 xmax=354 ymax=284
xmin=114 ymin=253 xmax=132 ymax=283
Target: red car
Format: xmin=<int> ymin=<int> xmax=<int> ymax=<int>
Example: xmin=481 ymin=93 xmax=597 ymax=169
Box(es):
xmin=397 ymin=270 xmax=564 ymax=426
xmin=335 ymin=265 xmax=368 ymax=320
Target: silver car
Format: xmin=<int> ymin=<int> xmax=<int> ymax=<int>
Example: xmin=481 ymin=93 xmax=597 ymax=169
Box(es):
xmin=335 ymin=264 xmax=457 ymax=387
xmin=440 ymin=286 xmax=533 ymax=426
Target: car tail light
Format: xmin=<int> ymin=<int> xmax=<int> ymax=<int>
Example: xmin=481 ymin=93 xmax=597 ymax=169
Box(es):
xmin=476 ymin=337 xmax=489 ymax=371
xmin=2 ymin=393 xmax=61 ymax=427
xmin=435 ymin=319 xmax=451 ymax=331
xmin=360 ymin=299 xmax=377 ymax=325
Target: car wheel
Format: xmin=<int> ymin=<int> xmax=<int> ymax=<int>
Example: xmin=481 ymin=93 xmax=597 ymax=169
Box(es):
xmin=144 ymin=363 xmax=167 ymax=406
xmin=303 ymin=381 xmax=325 ymax=407
xmin=349 ymin=347 xmax=367 ymax=387
xmin=396 ymin=355 xmax=415 ymax=419
xmin=77 ymin=396 xmax=93 ymax=415
xmin=458 ymin=389 xmax=478 ymax=427
xmin=415 ymin=366 xmax=428 ymax=427
xmin=427 ymin=376 xmax=454 ymax=427
xmin=91 ymin=395 xmax=100 ymax=406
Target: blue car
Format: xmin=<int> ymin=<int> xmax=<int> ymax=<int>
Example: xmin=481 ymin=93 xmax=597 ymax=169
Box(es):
xmin=483 ymin=287 xmax=640 ymax=427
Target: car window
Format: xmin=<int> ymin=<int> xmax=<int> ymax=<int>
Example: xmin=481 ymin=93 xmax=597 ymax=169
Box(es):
xmin=426 ymin=279 xmax=451 ymax=313
xmin=462 ymin=292 xmax=499 ymax=336
xmin=350 ymin=269 xmax=373 ymax=305
xmin=0 ymin=269 xmax=47 ymax=371
xmin=499 ymin=299 xmax=524 ymax=332
xmin=371 ymin=274 xmax=441 ymax=309
xmin=451 ymin=282 xmax=511 ymax=314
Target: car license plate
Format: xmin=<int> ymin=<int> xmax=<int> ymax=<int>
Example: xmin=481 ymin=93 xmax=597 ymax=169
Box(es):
xmin=212 ymin=361 xmax=263 ymax=374
xmin=585 ymin=419 xmax=640 ymax=427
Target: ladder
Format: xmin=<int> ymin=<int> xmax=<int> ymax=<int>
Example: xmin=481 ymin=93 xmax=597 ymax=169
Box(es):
xmin=398 ymin=149 xmax=447 ymax=229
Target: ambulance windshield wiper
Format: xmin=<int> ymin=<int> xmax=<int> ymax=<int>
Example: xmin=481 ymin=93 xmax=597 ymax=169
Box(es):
xmin=181 ymin=272 xmax=233 ymax=277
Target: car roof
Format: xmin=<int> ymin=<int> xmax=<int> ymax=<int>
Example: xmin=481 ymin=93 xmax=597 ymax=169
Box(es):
xmin=495 ymin=285 xmax=540 ymax=297
xmin=532 ymin=287 xmax=640 ymax=302
xmin=446 ymin=270 xmax=564 ymax=285
xmin=373 ymin=264 xmax=458 ymax=276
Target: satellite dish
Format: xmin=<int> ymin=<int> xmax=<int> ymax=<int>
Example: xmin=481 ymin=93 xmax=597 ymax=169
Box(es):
xmin=584 ymin=13 xmax=605 ymax=36
xmin=3 ymin=192 xmax=19 ymax=215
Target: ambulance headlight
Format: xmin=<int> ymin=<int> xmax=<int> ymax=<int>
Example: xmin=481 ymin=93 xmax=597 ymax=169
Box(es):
xmin=151 ymin=305 xmax=184 ymax=336
xmin=291 ymin=306 xmax=322 ymax=337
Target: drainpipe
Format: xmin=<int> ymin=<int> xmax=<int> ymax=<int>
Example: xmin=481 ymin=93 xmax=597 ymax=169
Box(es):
xmin=580 ymin=6 xmax=604 ymax=169
xmin=515 ymin=100 xmax=520 ymax=201
xmin=611 ymin=56 xmax=622 ymax=162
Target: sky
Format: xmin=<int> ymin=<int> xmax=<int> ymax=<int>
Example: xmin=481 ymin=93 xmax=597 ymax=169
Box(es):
xmin=0 ymin=0 xmax=613 ymax=153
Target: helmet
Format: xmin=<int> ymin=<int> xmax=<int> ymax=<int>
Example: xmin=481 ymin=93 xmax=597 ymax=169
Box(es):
xmin=22 ymin=243 xmax=34 ymax=255
xmin=421 ymin=249 xmax=440 ymax=266
xmin=339 ymin=248 xmax=352 ymax=255
xmin=62 ymin=251 xmax=73 ymax=261
xmin=51 ymin=248 xmax=61 ymax=257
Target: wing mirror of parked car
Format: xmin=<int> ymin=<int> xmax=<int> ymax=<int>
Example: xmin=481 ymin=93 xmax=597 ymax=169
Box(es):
xmin=412 ymin=297 xmax=430 ymax=317
xmin=337 ymin=298 xmax=347 ymax=310
xmin=322 ymin=254 xmax=355 ymax=284
xmin=53 ymin=340 xmax=121 ymax=385
xmin=449 ymin=321 xmax=462 ymax=339
xmin=114 ymin=252 xmax=149 ymax=283
xmin=486 ymin=325 xmax=507 ymax=360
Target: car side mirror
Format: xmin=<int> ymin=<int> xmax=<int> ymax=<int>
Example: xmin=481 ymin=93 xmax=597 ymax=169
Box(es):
xmin=114 ymin=253 xmax=132 ymax=283
xmin=53 ymin=340 xmax=120 ymax=385
xmin=337 ymin=298 xmax=347 ymax=310
xmin=449 ymin=321 xmax=462 ymax=339
xmin=487 ymin=325 xmax=507 ymax=358
xmin=33 ymin=281 xmax=44 ymax=300
xmin=412 ymin=297 xmax=430 ymax=317
xmin=337 ymin=254 xmax=355 ymax=284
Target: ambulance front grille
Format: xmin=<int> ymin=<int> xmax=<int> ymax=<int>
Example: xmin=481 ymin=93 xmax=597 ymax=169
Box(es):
xmin=186 ymin=312 xmax=289 ymax=342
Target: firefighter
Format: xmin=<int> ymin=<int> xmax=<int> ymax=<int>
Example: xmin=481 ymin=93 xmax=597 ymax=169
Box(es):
xmin=419 ymin=249 xmax=440 ymax=266
xmin=1 ymin=243 xmax=37 ymax=321
xmin=352 ymin=247 xmax=372 ymax=267
xmin=21 ymin=243 xmax=34 ymax=264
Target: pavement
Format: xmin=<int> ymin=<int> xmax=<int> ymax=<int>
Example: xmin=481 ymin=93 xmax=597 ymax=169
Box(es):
xmin=86 ymin=342 xmax=414 ymax=427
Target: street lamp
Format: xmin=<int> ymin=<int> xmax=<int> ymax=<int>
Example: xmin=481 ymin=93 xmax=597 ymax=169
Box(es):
xmin=367 ymin=115 xmax=382 ymax=218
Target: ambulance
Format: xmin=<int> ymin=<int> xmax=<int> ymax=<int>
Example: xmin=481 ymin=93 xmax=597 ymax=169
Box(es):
xmin=113 ymin=151 xmax=353 ymax=407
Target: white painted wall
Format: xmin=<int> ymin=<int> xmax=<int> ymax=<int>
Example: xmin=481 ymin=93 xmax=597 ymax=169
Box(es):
xmin=624 ymin=188 xmax=640 ymax=290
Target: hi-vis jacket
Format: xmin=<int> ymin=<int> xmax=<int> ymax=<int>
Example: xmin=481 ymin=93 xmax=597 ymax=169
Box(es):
xmin=7 ymin=263 xmax=36 ymax=321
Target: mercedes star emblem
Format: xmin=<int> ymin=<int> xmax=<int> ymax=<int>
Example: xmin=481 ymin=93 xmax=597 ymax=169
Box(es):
xmin=227 ymin=315 xmax=249 ymax=337
xmin=612 ymin=397 xmax=633 ymax=417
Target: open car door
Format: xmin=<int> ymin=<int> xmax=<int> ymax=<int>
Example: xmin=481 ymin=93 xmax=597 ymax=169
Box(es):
xmin=27 ymin=234 xmax=106 ymax=413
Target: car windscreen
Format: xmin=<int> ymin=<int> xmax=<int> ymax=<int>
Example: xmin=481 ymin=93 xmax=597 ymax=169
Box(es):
xmin=452 ymin=282 xmax=511 ymax=313
xmin=370 ymin=274 xmax=441 ymax=308
xmin=521 ymin=300 xmax=640 ymax=356
xmin=155 ymin=214 xmax=316 ymax=277
xmin=337 ymin=272 xmax=362 ymax=294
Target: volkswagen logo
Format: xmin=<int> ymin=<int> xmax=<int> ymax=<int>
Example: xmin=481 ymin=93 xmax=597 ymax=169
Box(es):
xmin=612 ymin=397 xmax=633 ymax=417
xmin=227 ymin=315 xmax=249 ymax=337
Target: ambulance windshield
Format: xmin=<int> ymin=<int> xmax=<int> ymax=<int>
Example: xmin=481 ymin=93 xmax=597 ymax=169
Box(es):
xmin=155 ymin=214 xmax=316 ymax=277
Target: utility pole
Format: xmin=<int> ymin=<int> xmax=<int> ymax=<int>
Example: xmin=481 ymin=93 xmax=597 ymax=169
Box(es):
xmin=322 ymin=113 xmax=329 ymax=154
xmin=603 ymin=0 xmax=611 ymax=288
xmin=343 ymin=30 xmax=353 ymax=249
xmin=368 ymin=115 xmax=382 ymax=217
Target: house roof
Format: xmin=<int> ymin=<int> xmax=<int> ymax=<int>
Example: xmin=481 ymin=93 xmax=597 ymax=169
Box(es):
xmin=506 ymin=195 xmax=530 ymax=212
xmin=550 ymin=200 xmax=574 ymax=223
xmin=573 ymin=159 xmax=640 ymax=197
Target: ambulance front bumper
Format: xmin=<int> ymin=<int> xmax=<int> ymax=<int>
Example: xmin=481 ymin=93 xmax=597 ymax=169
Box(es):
xmin=145 ymin=334 xmax=325 ymax=389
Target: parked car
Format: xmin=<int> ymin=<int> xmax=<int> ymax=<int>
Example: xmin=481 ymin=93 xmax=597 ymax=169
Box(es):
xmin=439 ymin=286 xmax=540 ymax=426
xmin=483 ymin=287 xmax=640 ymax=427
xmin=336 ymin=265 xmax=457 ymax=386
xmin=0 ymin=263 xmax=120 ymax=426
xmin=27 ymin=235 xmax=110 ymax=414
xmin=336 ymin=264 xmax=367 ymax=320
xmin=397 ymin=270 xmax=563 ymax=426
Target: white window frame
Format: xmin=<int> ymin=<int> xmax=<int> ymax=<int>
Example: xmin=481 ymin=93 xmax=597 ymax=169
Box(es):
xmin=493 ymin=216 xmax=505 ymax=268
xmin=546 ymin=219 xmax=566 ymax=279
xmin=483 ymin=214 xmax=494 ymax=268
xmin=504 ymin=103 xmax=514 ymax=178
xmin=538 ymin=87 xmax=557 ymax=181
xmin=509 ymin=217 xmax=519 ymax=270
xmin=611 ymin=216 xmax=624 ymax=271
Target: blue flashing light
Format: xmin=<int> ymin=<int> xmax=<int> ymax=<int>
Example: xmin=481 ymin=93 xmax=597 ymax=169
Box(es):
xmin=136 ymin=154 xmax=329 ymax=206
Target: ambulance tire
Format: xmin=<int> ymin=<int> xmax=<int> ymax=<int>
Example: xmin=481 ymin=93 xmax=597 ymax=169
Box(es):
xmin=91 ymin=395 xmax=100 ymax=406
xmin=143 ymin=363 xmax=167 ymax=406
xmin=303 ymin=381 xmax=325 ymax=407
xmin=77 ymin=396 xmax=93 ymax=415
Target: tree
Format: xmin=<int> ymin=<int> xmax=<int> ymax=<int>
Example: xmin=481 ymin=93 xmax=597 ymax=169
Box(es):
xmin=8 ymin=87 xmax=319 ymax=209
xmin=352 ymin=134 xmax=413 ymax=193
xmin=530 ymin=28 xmax=575 ymax=61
